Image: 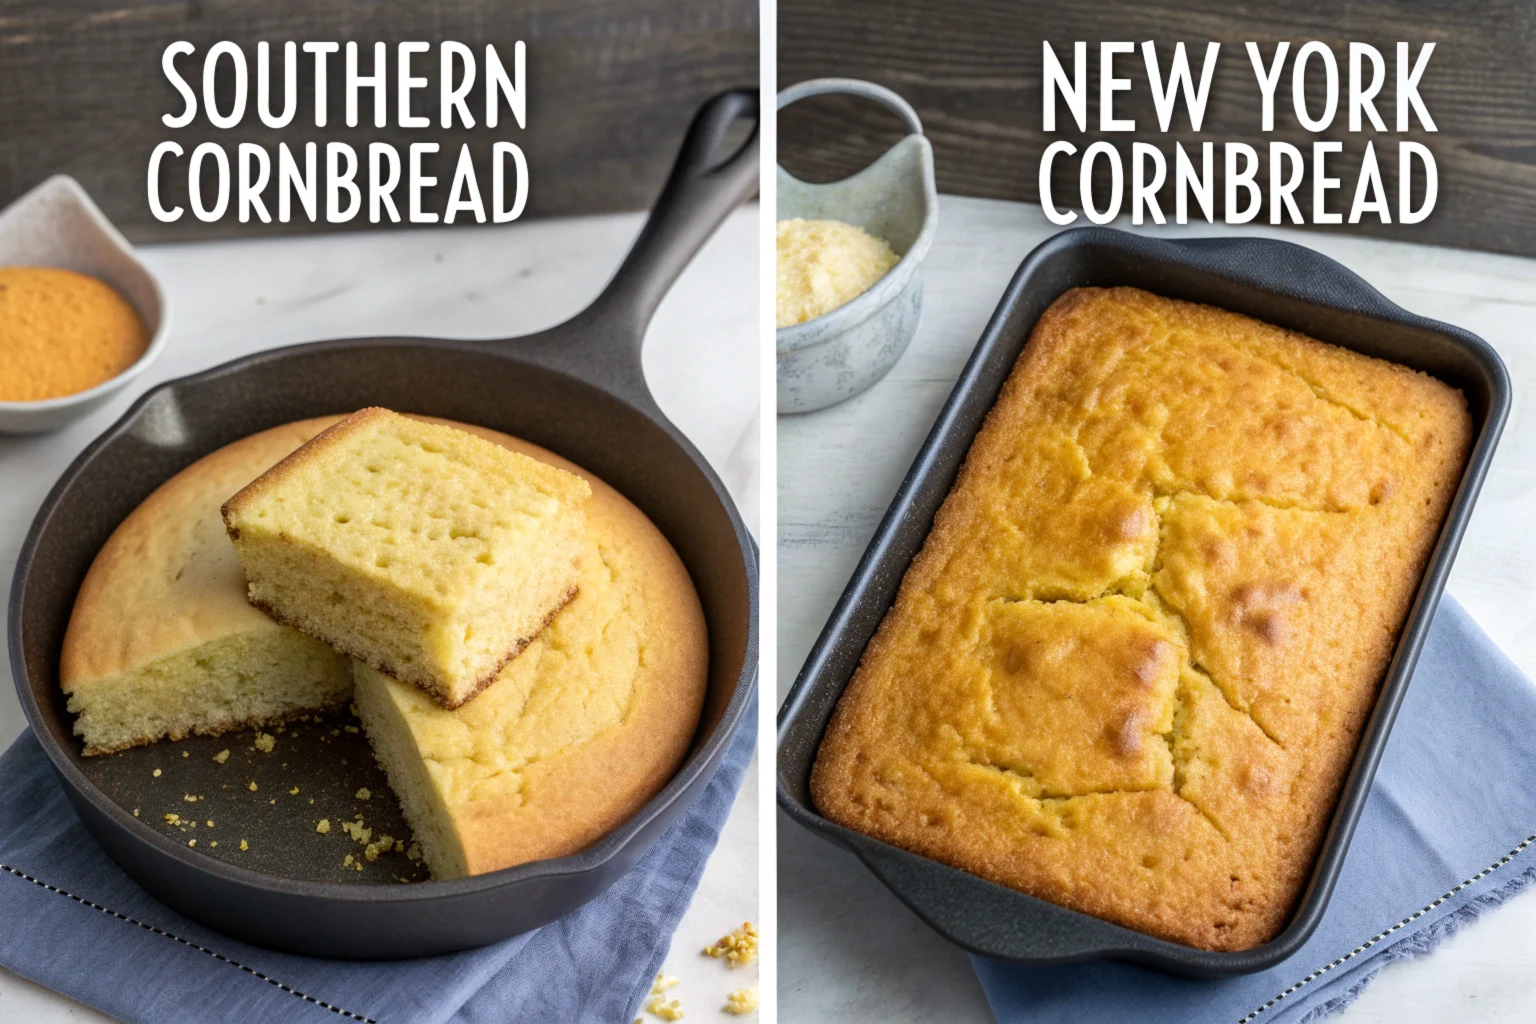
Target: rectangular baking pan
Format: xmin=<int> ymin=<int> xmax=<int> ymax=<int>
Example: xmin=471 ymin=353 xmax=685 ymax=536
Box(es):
xmin=776 ymin=226 xmax=1511 ymax=977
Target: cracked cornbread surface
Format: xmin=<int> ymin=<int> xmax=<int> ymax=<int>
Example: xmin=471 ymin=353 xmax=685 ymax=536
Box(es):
xmin=222 ymin=408 xmax=591 ymax=709
xmin=810 ymin=287 xmax=1471 ymax=951
xmin=351 ymin=421 xmax=708 ymax=879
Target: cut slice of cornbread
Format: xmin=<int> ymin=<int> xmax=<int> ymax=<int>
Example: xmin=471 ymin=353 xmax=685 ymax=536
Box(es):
xmin=221 ymin=408 xmax=592 ymax=709
xmin=351 ymin=422 xmax=707 ymax=879
xmin=62 ymin=421 xmax=353 ymax=756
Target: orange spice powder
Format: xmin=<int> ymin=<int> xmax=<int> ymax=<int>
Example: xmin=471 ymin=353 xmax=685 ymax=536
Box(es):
xmin=0 ymin=267 xmax=149 ymax=401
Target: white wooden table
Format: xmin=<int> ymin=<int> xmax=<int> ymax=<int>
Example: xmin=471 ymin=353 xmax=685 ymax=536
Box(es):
xmin=0 ymin=207 xmax=760 ymax=1022
xmin=778 ymin=195 xmax=1536 ymax=1023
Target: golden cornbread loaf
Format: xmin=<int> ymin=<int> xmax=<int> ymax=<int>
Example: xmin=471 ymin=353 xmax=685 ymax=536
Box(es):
xmin=811 ymin=287 xmax=1472 ymax=951
xmin=222 ymin=408 xmax=592 ymax=709
xmin=61 ymin=422 xmax=353 ymax=755
xmin=352 ymin=421 xmax=709 ymax=879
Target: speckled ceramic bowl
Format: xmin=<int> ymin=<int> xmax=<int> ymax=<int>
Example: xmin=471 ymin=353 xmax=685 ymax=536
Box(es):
xmin=776 ymin=79 xmax=937 ymax=414
xmin=0 ymin=175 xmax=170 ymax=434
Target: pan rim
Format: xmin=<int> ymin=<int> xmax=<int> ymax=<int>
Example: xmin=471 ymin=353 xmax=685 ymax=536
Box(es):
xmin=775 ymin=224 xmax=1511 ymax=974
xmin=10 ymin=336 xmax=759 ymax=905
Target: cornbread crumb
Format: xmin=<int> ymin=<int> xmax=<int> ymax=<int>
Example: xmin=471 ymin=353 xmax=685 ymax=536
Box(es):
xmin=239 ymin=839 xmax=248 ymax=851
xmin=132 ymin=808 xmax=139 ymax=817
xmin=183 ymin=794 xmax=198 ymax=803
xmin=394 ymin=840 xmax=404 ymax=853
xmin=406 ymin=843 xmax=421 ymax=861
xmin=182 ymin=751 xmax=188 ymax=758
xmin=646 ymin=974 xmax=684 ymax=1017
xmin=724 ymin=988 xmax=758 ymax=1015
xmin=290 ymin=787 xmax=300 ymax=795
xmin=703 ymin=922 xmax=758 ymax=967
xmin=355 ymin=787 xmax=371 ymax=800
xmin=209 ymin=841 xmax=217 ymax=848
xmin=213 ymin=749 xmax=230 ymax=764
xmin=343 ymin=854 xmax=354 ymax=867
xmin=205 ymin=820 xmax=214 ymax=827
xmin=316 ymin=819 xmax=331 ymax=834
xmin=644 ymin=995 xmax=683 ymax=1021
xmin=340 ymin=818 xmax=373 ymax=845
xmin=344 ymin=725 xmax=359 ymax=734
xmin=188 ymin=839 xmax=195 ymax=846
xmin=163 ymin=813 xmax=180 ymax=824
xmin=152 ymin=769 xmax=161 ymax=777
xmin=253 ymin=732 xmax=276 ymax=753
xmin=247 ymin=781 xmax=258 ymax=791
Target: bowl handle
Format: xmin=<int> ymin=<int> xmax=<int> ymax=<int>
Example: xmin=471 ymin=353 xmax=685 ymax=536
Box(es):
xmin=777 ymin=78 xmax=924 ymax=137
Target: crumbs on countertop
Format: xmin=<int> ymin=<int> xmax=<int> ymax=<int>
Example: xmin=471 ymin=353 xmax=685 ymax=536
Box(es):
xmin=644 ymin=974 xmax=684 ymax=1020
xmin=703 ymin=922 xmax=758 ymax=968
xmin=724 ymin=988 xmax=759 ymax=1015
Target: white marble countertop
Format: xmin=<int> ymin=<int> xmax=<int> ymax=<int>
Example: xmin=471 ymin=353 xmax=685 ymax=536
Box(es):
xmin=778 ymin=195 xmax=1536 ymax=1023
xmin=0 ymin=207 xmax=760 ymax=1022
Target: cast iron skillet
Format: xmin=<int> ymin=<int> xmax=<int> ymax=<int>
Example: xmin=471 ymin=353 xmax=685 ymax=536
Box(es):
xmin=778 ymin=227 xmax=1510 ymax=977
xmin=9 ymin=89 xmax=759 ymax=959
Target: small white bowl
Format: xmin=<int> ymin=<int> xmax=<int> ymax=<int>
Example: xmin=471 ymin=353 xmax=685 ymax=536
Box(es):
xmin=0 ymin=175 xmax=170 ymax=434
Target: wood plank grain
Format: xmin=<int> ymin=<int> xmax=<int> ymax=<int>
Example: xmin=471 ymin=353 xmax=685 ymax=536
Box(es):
xmin=0 ymin=0 xmax=757 ymax=241
xmin=778 ymin=0 xmax=1536 ymax=257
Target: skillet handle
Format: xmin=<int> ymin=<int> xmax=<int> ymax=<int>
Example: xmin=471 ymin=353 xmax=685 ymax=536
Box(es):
xmin=551 ymin=90 xmax=760 ymax=369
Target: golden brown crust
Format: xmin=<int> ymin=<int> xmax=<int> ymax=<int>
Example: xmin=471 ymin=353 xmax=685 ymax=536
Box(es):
xmin=219 ymin=408 xmax=388 ymax=532
xmin=62 ymin=419 xmax=337 ymax=691
xmin=406 ymin=419 xmax=709 ymax=875
xmin=811 ymin=287 xmax=1472 ymax=951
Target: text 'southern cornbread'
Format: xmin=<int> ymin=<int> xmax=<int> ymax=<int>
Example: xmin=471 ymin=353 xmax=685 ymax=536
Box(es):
xmin=811 ymin=287 xmax=1471 ymax=951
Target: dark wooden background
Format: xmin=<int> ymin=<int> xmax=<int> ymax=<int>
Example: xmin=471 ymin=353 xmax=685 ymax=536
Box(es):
xmin=0 ymin=0 xmax=757 ymax=242
xmin=779 ymin=0 xmax=1536 ymax=258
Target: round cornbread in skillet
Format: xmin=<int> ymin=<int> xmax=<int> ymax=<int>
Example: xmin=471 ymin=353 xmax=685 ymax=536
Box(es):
xmin=62 ymin=416 xmax=708 ymax=876
xmin=810 ymin=286 xmax=1472 ymax=952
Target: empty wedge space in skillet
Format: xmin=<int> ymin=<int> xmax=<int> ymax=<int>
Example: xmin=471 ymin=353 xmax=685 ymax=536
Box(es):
xmin=61 ymin=420 xmax=354 ymax=756
xmin=810 ymin=286 xmax=1472 ymax=952
xmin=221 ymin=407 xmax=592 ymax=709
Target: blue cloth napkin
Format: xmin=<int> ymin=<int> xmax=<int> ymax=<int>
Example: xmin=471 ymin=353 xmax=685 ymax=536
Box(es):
xmin=0 ymin=702 xmax=755 ymax=1024
xmin=974 ymin=597 xmax=1536 ymax=1024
